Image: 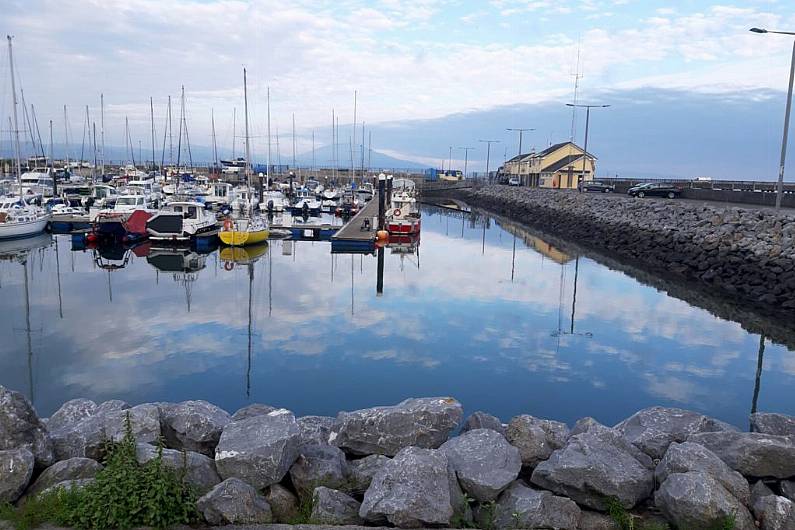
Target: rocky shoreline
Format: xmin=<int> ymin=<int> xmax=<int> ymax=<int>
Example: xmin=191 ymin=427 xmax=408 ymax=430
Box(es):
xmin=435 ymin=186 xmax=795 ymax=315
xmin=2 ymin=386 xmax=795 ymax=529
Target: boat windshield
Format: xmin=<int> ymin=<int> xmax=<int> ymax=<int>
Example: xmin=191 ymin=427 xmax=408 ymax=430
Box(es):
xmin=117 ymin=197 xmax=142 ymax=206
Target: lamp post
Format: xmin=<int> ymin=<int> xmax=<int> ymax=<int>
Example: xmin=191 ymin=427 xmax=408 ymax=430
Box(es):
xmin=566 ymin=103 xmax=609 ymax=189
xmin=506 ymin=128 xmax=534 ymax=156
xmin=448 ymin=146 xmax=453 ymax=177
xmin=457 ymin=147 xmax=475 ymax=179
xmin=479 ymin=140 xmax=500 ymax=183
xmin=750 ymin=27 xmax=795 ymax=210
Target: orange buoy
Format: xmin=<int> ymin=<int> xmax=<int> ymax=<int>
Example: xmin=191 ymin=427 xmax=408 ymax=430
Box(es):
xmin=376 ymin=230 xmax=389 ymax=240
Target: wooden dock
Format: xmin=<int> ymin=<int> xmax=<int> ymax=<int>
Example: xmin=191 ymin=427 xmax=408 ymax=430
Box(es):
xmin=331 ymin=194 xmax=380 ymax=253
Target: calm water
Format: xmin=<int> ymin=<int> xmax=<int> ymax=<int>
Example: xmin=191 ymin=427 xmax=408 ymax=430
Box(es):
xmin=1 ymin=205 xmax=793 ymax=429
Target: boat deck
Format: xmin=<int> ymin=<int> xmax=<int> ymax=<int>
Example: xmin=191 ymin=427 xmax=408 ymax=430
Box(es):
xmin=331 ymin=194 xmax=379 ymax=253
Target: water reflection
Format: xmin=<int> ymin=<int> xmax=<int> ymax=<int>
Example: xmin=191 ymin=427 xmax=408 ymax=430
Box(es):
xmin=0 ymin=206 xmax=792 ymax=430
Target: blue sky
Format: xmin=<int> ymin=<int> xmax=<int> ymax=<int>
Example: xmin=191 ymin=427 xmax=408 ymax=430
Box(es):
xmin=2 ymin=0 xmax=795 ymax=173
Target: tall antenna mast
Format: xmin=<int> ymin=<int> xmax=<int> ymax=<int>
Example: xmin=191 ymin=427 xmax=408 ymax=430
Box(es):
xmin=569 ymin=38 xmax=583 ymax=141
xmin=150 ymin=97 xmax=156 ymax=171
xmin=63 ymin=105 xmax=70 ymax=171
xmin=243 ymin=68 xmax=252 ymax=198
xmin=211 ymin=108 xmax=218 ymax=168
xmin=100 ymin=93 xmax=105 ymax=176
xmin=6 ymin=35 xmax=22 ymax=181
xmin=267 ymin=87 xmax=271 ymax=184
xmin=351 ymin=90 xmax=357 ymax=183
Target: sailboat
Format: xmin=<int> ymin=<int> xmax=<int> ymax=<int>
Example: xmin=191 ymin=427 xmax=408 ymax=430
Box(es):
xmin=1 ymin=36 xmax=50 ymax=240
xmin=220 ymin=67 xmax=269 ymax=246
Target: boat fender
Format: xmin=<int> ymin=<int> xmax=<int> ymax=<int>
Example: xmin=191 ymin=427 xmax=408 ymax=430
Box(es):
xmin=224 ymin=262 xmax=234 ymax=271
xmin=223 ymin=218 xmax=233 ymax=231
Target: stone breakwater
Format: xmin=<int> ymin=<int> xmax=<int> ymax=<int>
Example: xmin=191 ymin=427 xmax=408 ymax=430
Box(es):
xmin=445 ymin=186 xmax=795 ymax=313
xmin=3 ymin=387 xmax=795 ymax=529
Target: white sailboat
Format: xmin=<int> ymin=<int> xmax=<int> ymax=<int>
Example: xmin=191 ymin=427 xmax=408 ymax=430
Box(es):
xmin=0 ymin=36 xmax=49 ymax=240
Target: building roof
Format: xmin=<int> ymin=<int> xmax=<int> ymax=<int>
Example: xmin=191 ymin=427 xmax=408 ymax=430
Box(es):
xmin=541 ymin=154 xmax=589 ymax=174
xmin=536 ymin=141 xmax=596 ymax=160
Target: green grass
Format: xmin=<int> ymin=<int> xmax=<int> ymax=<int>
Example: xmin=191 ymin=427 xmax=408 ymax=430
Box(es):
xmin=0 ymin=414 xmax=199 ymax=530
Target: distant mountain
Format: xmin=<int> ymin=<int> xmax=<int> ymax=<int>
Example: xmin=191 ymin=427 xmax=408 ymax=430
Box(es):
xmin=0 ymin=141 xmax=429 ymax=171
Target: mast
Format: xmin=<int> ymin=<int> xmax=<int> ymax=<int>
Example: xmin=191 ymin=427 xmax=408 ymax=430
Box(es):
xmin=291 ymin=113 xmax=296 ymax=175
xmin=351 ymin=90 xmax=357 ymax=184
xmin=31 ymin=103 xmax=45 ymax=161
xmin=160 ymin=97 xmax=169 ymax=170
xmin=331 ymin=108 xmax=336 ymax=181
xmin=100 ymin=93 xmax=105 ymax=177
xmin=243 ymin=67 xmax=252 ymax=213
xmin=267 ymin=87 xmax=271 ymax=186
xmin=20 ymin=91 xmax=37 ymax=162
xmin=92 ymin=122 xmax=97 ymax=182
xmin=7 ymin=35 xmax=22 ymax=182
xmin=150 ymin=97 xmax=156 ymax=171
xmin=312 ymin=129 xmax=315 ymax=175
xmin=80 ymin=105 xmax=89 ymax=168
xmin=211 ymin=108 xmax=218 ymax=169
xmin=181 ymin=87 xmax=193 ymax=168
xmin=176 ymin=87 xmax=184 ymax=170
xmin=232 ymin=107 xmax=236 ymax=160
xmin=63 ymin=105 xmax=70 ymax=171
xmin=49 ymin=120 xmax=56 ymax=194
xmin=168 ymin=95 xmax=173 ymax=166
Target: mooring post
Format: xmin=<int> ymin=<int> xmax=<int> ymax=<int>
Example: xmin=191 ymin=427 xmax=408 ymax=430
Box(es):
xmin=378 ymin=173 xmax=386 ymax=230
xmin=376 ymin=246 xmax=384 ymax=296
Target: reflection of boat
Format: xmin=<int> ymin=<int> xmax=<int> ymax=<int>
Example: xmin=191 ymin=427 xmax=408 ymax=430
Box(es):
xmin=146 ymin=246 xmax=208 ymax=273
xmin=219 ymin=243 xmax=268 ymax=265
xmin=0 ymin=232 xmax=52 ymax=259
xmin=146 ymin=201 xmax=219 ymax=242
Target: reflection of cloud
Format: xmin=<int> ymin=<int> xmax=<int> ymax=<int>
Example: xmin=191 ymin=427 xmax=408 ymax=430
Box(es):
xmin=644 ymin=373 xmax=700 ymax=403
xmin=361 ymin=349 xmax=440 ymax=369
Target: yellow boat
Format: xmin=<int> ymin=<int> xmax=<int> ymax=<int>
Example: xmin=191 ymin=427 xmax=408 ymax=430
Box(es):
xmin=219 ymin=216 xmax=269 ymax=246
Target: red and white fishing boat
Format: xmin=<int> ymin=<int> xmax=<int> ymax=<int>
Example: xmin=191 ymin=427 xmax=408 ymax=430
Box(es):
xmin=386 ymin=178 xmax=421 ymax=235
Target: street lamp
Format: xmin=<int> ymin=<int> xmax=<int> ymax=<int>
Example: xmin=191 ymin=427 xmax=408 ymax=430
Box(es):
xmin=506 ymin=128 xmax=535 ymax=156
xmin=750 ymin=27 xmax=795 ymax=210
xmin=566 ymin=103 xmax=610 ymax=189
xmin=479 ymin=140 xmax=500 ymax=183
xmin=457 ymin=147 xmax=475 ymax=179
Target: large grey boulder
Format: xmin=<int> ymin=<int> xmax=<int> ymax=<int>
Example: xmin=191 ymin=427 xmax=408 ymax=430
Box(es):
xmin=655 ymin=442 xmax=750 ymax=506
xmin=38 ymin=478 xmax=94 ymax=497
xmin=615 ymin=406 xmax=737 ymax=459
xmin=347 ymin=454 xmax=390 ymax=494
xmin=135 ymin=443 xmax=221 ymax=495
xmin=51 ymin=403 xmax=161 ymax=461
xmin=288 ymin=443 xmax=348 ymax=500
xmin=753 ymin=494 xmax=795 ymax=530
xmin=461 ymin=411 xmax=505 ymax=436
xmin=688 ymin=431 xmax=795 ymax=478
xmin=265 ymin=483 xmax=300 ymax=523
xmin=782 ymin=480 xmax=795 ymax=502
xmin=196 ymin=477 xmax=272 ymax=525
xmin=505 ymin=414 xmax=569 ymax=468
xmin=440 ymin=428 xmax=520 ymax=501
xmin=230 ymin=403 xmax=276 ymax=422
xmin=655 ymin=472 xmax=755 ymax=530
xmin=570 ymin=416 xmax=604 ymax=437
xmin=492 ymin=481 xmax=580 ymax=530
xmin=0 ymin=448 xmax=34 ymax=503
xmin=310 ymin=486 xmax=364 ymax=525
xmin=297 ymin=416 xmax=338 ymax=446
xmin=360 ymin=446 xmax=467 ymax=528
xmin=24 ymin=457 xmax=102 ymax=499
xmin=752 ymin=481 xmax=777 ymax=506
xmin=579 ymin=510 xmax=621 ymax=530
xmin=0 ymin=386 xmax=53 ymax=467
xmin=45 ymin=399 xmax=97 ymax=433
xmin=530 ymin=424 xmax=654 ymax=510
xmin=95 ymin=400 xmax=130 ymax=414
xmin=159 ymin=400 xmax=231 ymax=457
xmin=214 ymin=409 xmax=300 ymax=489
xmin=333 ymin=397 xmax=463 ymax=456
xmin=751 ymin=413 xmax=795 ymax=436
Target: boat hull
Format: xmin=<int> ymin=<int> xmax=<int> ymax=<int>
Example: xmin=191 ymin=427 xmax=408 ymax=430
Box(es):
xmin=387 ymin=218 xmax=421 ymax=234
xmin=219 ymin=229 xmax=269 ymax=246
xmin=0 ymin=216 xmax=50 ymax=240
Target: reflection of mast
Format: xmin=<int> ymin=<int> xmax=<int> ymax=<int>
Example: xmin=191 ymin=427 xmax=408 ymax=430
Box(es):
xmin=107 ymin=269 xmax=112 ymax=303
xmin=751 ymin=333 xmax=767 ymax=428
xmin=351 ymin=255 xmax=354 ymax=315
xmin=54 ymin=237 xmax=63 ymax=318
xmin=23 ymin=259 xmax=34 ymax=404
xmin=268 ymin=245 xmax=272 ymax=318
xmin=246 ymin=261 xmax=254 ymax=398
xmin=570 ymin=256 xmax=579 ymax=334
xmin=510 ymin=233 xmax=517 ymax=282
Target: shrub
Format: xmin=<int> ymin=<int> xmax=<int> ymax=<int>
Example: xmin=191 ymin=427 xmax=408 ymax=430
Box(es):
xmin=0 ymin=414 xmax=200 ymax=530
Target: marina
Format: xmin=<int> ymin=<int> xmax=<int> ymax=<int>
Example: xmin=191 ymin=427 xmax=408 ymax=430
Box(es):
xmin=0 ymin=204 xmax=793 ymax=430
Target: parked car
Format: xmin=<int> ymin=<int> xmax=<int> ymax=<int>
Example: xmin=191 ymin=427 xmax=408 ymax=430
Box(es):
xmin=580 ymin=181 xmax=614 ymax=193
xmin=508 ymin=177 xmax=520 ymax=186
xmin=627 ymin=182 xmax=682 ymax=199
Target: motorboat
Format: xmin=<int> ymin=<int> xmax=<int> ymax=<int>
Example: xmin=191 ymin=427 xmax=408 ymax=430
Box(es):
xmin=230 ymin=186 xmax=259 ymax=212
xmin=87 ymin=194 xmax=153 ymax=243
xmin=0 ymin=197 xmax=50 ymax=240
xmin=260 ymin=190 xmax=289 ymax=213
xmin=386 ymin=177 xmax=421 ymax=234
xmin=146 ymin=201 xmax=219 ymax=241
xmin=291 ymin=187 xmax=322 ymax=215
xmin=19 ymin=168 xmax=55 ymax=198
xmin=204 ymin=182 xmax=237 ymax=208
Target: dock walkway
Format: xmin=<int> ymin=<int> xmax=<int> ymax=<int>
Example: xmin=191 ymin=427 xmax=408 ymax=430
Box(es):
xmin=331 ymin=193 xmax=380 ymax=253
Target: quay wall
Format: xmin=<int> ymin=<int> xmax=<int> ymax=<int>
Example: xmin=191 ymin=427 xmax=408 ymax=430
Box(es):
xmin=3 ymin=387 xmax=795 ymax=529
xmin=438 ymin=186 xmax=795 ymax=314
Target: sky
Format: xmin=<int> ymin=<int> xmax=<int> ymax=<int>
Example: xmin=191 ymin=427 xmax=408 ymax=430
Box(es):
xmin=2 ymin=0 xmax=795 ymax=175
